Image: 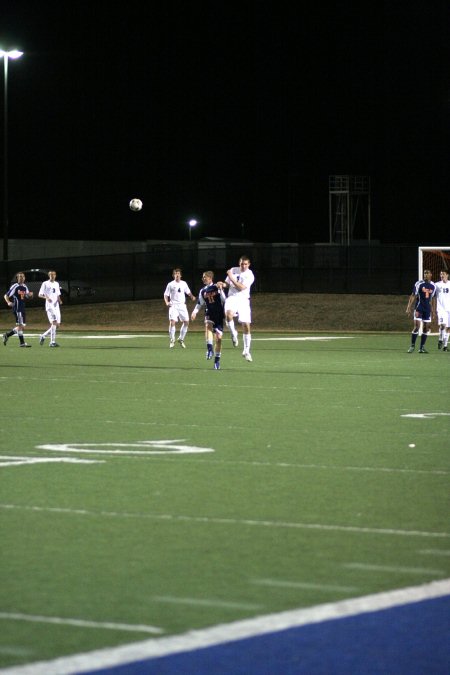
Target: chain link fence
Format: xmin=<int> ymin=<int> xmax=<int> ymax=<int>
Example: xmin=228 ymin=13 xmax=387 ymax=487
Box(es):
xmin=1 ymin=242 xmax=417 ymax=305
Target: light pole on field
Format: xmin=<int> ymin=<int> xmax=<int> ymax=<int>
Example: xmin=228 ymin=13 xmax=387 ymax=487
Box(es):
xmin=188 ymin=219 xmax=197 ymax=241
xmin=1 ymin=49 xmax=23 ymax=261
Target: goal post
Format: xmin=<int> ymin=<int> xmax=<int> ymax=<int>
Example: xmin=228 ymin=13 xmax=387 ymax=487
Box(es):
xmin=418 ymin=246 xmax=450 ymax=282
xmin=416 ymin=247 xmax=450 ymax=336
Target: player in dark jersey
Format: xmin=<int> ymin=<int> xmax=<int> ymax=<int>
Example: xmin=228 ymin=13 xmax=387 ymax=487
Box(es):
xmin=406 ymin=269 xmax=436 ymax=353
xmin=3 ymin=272 xmax=34 ymax=347
xmin=191 ymin=271 xmax=226 ymax=369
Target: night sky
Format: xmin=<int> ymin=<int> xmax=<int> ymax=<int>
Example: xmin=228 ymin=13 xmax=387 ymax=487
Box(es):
xmin=1 ymin=0 xmax=448 ymax=245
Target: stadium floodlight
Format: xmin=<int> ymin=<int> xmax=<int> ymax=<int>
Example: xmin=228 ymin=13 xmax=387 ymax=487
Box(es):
xmin=188 ymin=219 xmax=197 ymax=241
xmin=1 ymin=49 xmax=24 ymax=261
xmin=418 ymin=246 xmax=450 ymax=281
xmin=0 ymin=50 xmax=23 ymax=59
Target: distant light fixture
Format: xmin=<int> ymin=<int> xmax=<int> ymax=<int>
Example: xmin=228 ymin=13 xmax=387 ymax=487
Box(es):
xmin=188 ymin=219 xmax=197 ymax=241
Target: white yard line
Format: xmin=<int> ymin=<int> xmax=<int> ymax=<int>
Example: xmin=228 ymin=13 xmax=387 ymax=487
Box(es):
xmin=0 ymin=456 xmax=103 ymax=468
xmin=343 ymin=562 xmax=445 ymax=575
xmin=151 ymin=597 xmax=262 ymax=611
xmin=19 ymin=442 xmax=450 ymax=475
xmin=2 ymin=579 xmax=449 ymax=675
xmin=401 ymin=412 xmax=450 ymax=419
xmin=154 ymin=457 xmax=448 ymax=476
xmin=250 ymin=578 xmax=358 ymax=593
xmin=418 ymin=549 xmax=450 ymax=557
xmin=1 ymin=503 xmax=448 ymax=539
xmin=0 ymin=613 xmax=162 ymax=634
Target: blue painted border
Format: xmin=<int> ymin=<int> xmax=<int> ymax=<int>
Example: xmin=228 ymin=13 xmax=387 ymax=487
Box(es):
xmin=88 ymin=595 xmax=450 ymax=674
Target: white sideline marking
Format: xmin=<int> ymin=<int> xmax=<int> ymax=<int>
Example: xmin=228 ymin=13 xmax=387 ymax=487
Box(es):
xmin=343 ymin=563 xmax=445 ymax=575
xmin=152 ymin=597 xmax=262 ymax=611
xmin=254 ymin=336 xmax=355 ymax=341
xmin=2 ymin=579 xmax=449 ymax=675
xmin=78 ymin=334 xmax=162 ymax=339
xmin=0 ymin=456 xmax=103 ymax=468
xmin=27 ymin=333 xmax=163 ymax=340
xmin=27 ymin=333 xmax=352 ymax=342
xmin=251 ymin=578 xmax=358 ymax=593
xmin=0 ymin=613 xmax=163 ymax=634
xmin=0 ymin=503 xmax=448 ymax=539
xmin=418 ymin=549 xmax=450 ymax=557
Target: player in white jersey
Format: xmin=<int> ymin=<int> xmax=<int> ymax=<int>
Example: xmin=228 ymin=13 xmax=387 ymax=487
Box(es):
xmin=38 ymin=270 xmax=62 ymax=347
xmin=434 ymin=270 xmax=450 ymax=351
xmin=223 ymin=256 xmax=254 ymax=362
xmin=163 ymin=268 xmax=196 ymax=348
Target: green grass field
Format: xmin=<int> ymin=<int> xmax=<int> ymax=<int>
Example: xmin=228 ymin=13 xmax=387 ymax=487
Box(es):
xmin=1 ymin=330 xmax=449 ymax=669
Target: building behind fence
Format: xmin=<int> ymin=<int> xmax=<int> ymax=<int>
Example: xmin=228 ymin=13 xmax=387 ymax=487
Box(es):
xmin=0 ymin=239 xmax=418 ymax=304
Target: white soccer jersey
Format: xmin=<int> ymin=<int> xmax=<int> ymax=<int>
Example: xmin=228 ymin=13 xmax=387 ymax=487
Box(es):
xmin=225 ymin=267 xmax=254 ymax=299
xmin=164 ymin=280 xmax=192 ymax=305
xmin=39 ymin=280 xmax=61 ymax=309
xmin=435 ymin=281 xmax=450 ymax=312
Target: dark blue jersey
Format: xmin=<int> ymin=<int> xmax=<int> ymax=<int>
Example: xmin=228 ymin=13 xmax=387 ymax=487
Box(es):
xmin=6 ymin=283 xmax=30 ymax=313
xmin=6 ymin=282 xmax=30 ymax=324
xmin=197 ymin=283 xmax=225 ymax=328
xmin=412 ymin=280 xmax=436 ymax=314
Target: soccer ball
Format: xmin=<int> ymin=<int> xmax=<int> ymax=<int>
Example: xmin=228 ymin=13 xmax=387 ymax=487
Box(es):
xmin=129 ymin=198 xmax=143 ymax=212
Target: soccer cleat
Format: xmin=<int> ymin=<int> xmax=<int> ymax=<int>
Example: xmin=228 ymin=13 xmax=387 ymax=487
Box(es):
xmin=206 ymin=347 xmax=213 ymax=360
xmin=169 ymin=340 xmax=175 ymax=348
xmin=39 ymin=335 xmax=45 ymax=345
xmin=231 ymin=334 xmax=238 ymax=347
xmin=418 ymin=347 xmax=428 ymax=353
xmin=49 ymin=342 xmax=60 ymax=347
xmin=244 ymin=353 xmax=253 ymax=362
xmin=214 ymin=359 xmax=221 ymax=370
xmin=438 ymin=340 xmax=443 ymax=350
xmin=407 ymin=346 xmax=415 ymax=353
xmin=20 ymin=343 xmax=31 ymax=348
xmin=178 ymin=338 xmax=186 ymax=348
xmin=3 ymin=332 xmax=8 ymax=346
xmin=443 ymin=346 xmax=448 ymax=352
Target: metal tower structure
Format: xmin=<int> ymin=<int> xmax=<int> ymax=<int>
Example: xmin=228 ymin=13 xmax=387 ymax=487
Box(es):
xmin=328 ymin=175 xmax=371 ymax=245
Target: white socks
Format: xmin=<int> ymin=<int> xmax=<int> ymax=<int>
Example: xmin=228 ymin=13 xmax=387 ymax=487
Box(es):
xmin=227 ymin=320 xmax=238 ymax=339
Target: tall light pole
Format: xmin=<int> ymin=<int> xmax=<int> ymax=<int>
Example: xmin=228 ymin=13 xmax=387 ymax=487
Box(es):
xmin=1 ymin=49 xmax=23 ymax=261
xmin=188 ymin=219 xmax=197 ymax=241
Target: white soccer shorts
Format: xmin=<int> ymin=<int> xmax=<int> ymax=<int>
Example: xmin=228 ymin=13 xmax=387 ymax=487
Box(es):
xmin=437 ymin=310 xmax=450 ymax=328
xmin=224 ymin=295 xmax=252 ymax=324
xmin=46 ymin=304 xmax=61 ymax=324
xmin=169 ymin=304 xmax=189 ymax=322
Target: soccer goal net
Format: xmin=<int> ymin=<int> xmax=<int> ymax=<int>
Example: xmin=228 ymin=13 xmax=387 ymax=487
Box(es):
xmin=418 ymin=247 xmax=450 ymax=282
